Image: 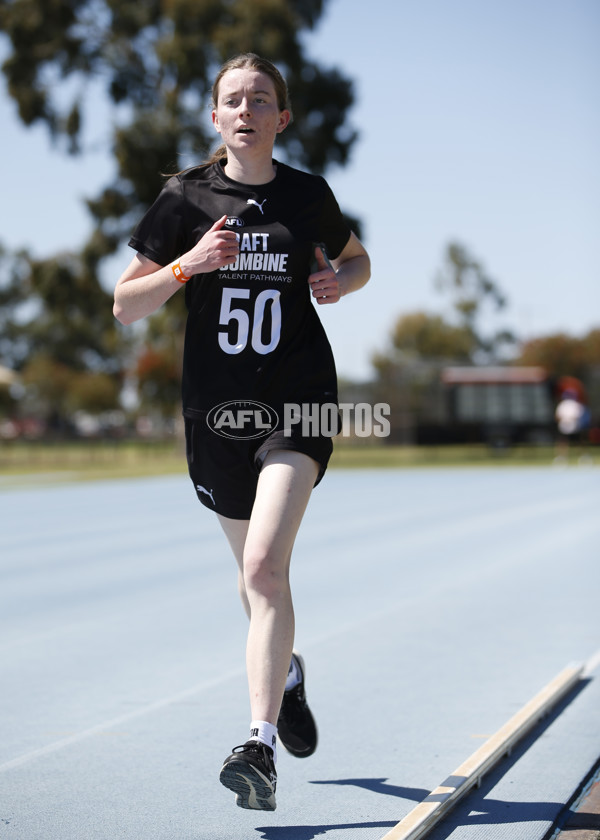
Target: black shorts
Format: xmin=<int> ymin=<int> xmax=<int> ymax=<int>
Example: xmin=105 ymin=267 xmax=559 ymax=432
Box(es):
xmin=183 ymin=408 xmax=335 ymax=520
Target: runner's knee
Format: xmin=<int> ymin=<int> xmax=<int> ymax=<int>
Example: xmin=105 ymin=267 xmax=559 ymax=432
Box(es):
xmin=243 ymin=548 xmax=290 ymax=601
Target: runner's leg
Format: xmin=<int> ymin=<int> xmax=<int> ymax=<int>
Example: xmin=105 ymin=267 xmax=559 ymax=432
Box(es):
xmin=217 ymin=515 xmax=251 ymax=618
xmin=218 ymin=449 xmax=318 ymax=725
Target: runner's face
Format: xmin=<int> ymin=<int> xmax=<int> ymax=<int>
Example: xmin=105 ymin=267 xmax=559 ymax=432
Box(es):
xmin=212 ymin=68 xmax=290 ymax=156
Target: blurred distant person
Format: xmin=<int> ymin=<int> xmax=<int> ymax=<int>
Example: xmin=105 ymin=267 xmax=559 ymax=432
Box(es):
xmin=554 ymin=389 xmax=591 ymax=464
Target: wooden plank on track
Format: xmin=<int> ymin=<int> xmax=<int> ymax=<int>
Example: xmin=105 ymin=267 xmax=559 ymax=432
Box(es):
xmin=381 ymin=663 xmax=584 ymax=840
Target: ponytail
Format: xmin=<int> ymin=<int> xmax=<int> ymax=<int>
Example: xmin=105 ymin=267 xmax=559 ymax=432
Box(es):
xmin=205 ymin=143 xmax=228 ymax=166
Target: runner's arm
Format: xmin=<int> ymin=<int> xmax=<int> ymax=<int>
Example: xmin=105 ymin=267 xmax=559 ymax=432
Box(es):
xmin=114 ymin=215 xmax=240 ymax=324
xmin=113 ymin=254 xmax=183 ymax=325
xmin=309 ymin=232 xmax=370 ymax=305
xmin=331 ymin=232 xmax=371 ymax=298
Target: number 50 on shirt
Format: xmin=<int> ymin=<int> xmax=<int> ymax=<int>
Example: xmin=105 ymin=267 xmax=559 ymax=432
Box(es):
xmin=218 ymin=287 xmax=282 ymax=355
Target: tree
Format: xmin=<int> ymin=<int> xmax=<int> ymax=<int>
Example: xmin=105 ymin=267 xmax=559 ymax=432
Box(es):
xmin=434 ymin=241 xmax=515 ymax=362
xmin=134 ymin=304 xmax=184 ymax=420
xmin=0 ymin=0 xmax=358 ymax=426
xmin=371 ymin=243 xmax=515 ymax=441
xmin=0 ymin=0 xmax=356 ymax=254
xmin=18 ymin=355 xmax=121 ymax=434
xmin=0 ymin=243 xmax=126 ymax=429
xmin=514 ymin=329 xmax=600 ymax=419
xmin=370 ymin=311 xmax=475 ymax=443
xmin=382 ymin=311 xmax=475 ymax=362
xmin=515 ymin=331 xmax=598 ymax=381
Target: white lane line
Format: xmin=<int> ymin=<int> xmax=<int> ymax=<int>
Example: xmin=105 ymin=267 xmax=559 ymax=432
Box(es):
xmin=380 ymin=663 xmax=584 ymax=840
xmin=0 ymin=667 xmax=244 ymax=774
xmin=583 ymin=647 xmax=600 ymax=676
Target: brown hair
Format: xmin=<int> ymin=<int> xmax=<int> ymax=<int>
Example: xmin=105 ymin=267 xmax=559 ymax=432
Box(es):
xmin=207 ymin=53 xmax=291 ymax=164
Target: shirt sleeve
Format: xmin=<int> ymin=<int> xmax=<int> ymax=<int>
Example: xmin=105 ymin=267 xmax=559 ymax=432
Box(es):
xmin=313 ymin=177 xmax=352 ymax=261
xmin=128 ymin=176 xmax=187 ymax=266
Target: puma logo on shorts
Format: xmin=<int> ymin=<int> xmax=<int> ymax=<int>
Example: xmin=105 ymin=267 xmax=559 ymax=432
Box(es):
xmin=196 ymin=485 xmax=216 ymax=505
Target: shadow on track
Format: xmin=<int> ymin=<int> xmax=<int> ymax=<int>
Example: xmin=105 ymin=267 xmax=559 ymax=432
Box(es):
xmin=257 ymin=679 xmax=595 ymax=840
xmin=255 ymin=821 xmax=398 ymax=840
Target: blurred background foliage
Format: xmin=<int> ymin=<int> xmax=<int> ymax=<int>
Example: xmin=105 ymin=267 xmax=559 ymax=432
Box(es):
xmin=0 ymin=0 xmax=598 ymax=447
xmin=0 ymin=0 xmax=358 ymax=436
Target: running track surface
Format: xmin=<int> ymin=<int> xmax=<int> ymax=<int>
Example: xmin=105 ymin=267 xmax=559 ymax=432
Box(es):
xmin=1 ymin=466 xmax=599 ymax=840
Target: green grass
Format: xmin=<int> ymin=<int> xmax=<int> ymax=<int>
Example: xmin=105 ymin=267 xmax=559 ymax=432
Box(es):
xmin=1 ymin=439 xmax=595 ymax=489
xmin=0 ymin=440 xmax=188 ymax=485
xmin=329 ymin=442 xmax=569 ymax=468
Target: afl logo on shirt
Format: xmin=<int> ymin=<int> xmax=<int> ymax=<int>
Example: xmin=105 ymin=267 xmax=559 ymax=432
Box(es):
xmin=225 ymin=216 xmax=244 ymax=228
xmin=207 ymin=400 xmax=278 ymax=440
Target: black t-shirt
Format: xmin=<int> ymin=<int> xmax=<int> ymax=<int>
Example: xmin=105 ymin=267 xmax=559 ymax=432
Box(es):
xmin=128 ymin=160 xmax=351 ymax=415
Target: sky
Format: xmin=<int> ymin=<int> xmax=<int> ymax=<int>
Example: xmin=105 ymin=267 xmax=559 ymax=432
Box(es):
xmin=1 ymin=0 xmax=599 ymax=381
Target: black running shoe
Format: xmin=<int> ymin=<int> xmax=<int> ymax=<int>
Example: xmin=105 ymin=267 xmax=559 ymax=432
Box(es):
xmin=277 ymin=651 xmax=318 ymax=758
xmin=219 ymin=740 xmax=277 ymax=811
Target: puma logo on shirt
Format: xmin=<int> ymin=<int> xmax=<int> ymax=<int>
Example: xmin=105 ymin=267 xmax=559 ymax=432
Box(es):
xmin=247 ymin=198 xmax=267 ymax=215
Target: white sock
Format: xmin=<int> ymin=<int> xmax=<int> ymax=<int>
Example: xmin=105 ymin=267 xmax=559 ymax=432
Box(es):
xmin=249 ymin=720 xmax=278 ymax=763
xmin=285 ymin=654 xmax=301 ymax=691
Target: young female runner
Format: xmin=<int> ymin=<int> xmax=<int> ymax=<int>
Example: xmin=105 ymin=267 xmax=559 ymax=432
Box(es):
xmin=114 ymin=53 xmax=370 ymax=811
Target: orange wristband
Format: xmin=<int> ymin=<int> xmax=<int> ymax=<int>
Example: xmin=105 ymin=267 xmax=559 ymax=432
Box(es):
xmin=172 ymin=261 xmax=189 ymax=284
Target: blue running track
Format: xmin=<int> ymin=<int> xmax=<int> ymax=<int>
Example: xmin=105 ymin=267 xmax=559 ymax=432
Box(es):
xmin=1 ymin=466 xmax=599 ymax=840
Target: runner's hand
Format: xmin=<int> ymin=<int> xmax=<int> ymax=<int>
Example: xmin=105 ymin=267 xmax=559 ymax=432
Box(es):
xmin=180 ymin=215 xmax=240 ymax=275
xmin=309 ymin=247 xmax=341 ymax=304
